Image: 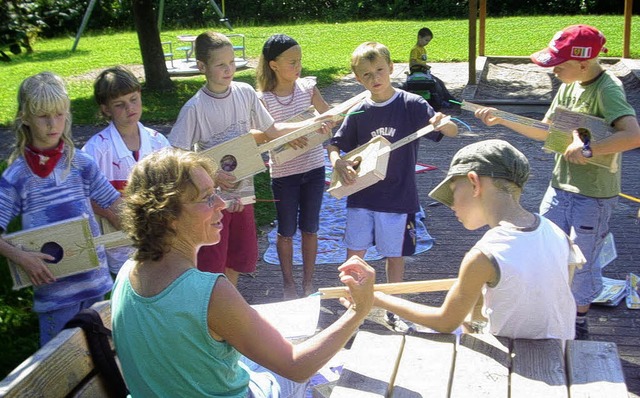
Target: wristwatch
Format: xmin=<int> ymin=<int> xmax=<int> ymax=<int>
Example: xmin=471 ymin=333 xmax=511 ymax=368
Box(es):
xmin=581 ymin=138 xmax=593 ymax=158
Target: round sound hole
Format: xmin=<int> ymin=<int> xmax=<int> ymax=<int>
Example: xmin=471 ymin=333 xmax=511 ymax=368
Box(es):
xmin=220 ymin=154 xmax=238 ymax=172
xmin=41 ymin=242 xmax=64 ymax=264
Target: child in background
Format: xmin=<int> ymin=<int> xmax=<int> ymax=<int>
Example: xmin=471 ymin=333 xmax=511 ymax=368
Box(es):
xmin=328 ymin=41 xmax=458 ymax=332
xmin=474 ymin=25 xmax=640 ymax=339
xmin=83 ymin=66 xmax=171 ymax=275
xmin=168 ymin=31 xmax=331 ymax=286
xmin=256 ymin=34 xmax=330 ymax=299
xmin=0 ymin=72 xmax=121 ymax=345
xmin=373 ymin=139 xmax=577 ymax=340
xmin=408 ymin=27 xmax=457 ymax=110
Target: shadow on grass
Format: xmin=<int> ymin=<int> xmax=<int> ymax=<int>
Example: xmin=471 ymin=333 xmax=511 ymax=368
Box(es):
xmin=5 ymin=49 xmax=92 ymax=66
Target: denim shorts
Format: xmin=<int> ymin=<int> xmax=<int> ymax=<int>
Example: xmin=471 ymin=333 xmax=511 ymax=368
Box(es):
xmin=38 ymin=295 xmax=103 ymax=346
xmin=271 ymin=166 xmax=325 ymax=237
xmin=345 ymin=208 xmax=416 ymax=257
xmin=540 ymin=186 xmax=618 ymax=306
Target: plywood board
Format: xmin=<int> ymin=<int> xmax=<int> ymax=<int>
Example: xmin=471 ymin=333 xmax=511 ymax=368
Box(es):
xmin=199 ymin=133 xmax=265 ymax=182
xmin=327 ymin=136 xmax=390 ymax=199
xmin=4 ymin=216 xmax=100 ymax=290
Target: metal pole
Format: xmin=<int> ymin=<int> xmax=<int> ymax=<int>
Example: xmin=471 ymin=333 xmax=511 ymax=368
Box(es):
xmin=623 ymin=0 xmax=632 ymax=58
xmin=479 ymin=0 xmax=486 ymax=56
xmin=71 ymin=0 xmax=97 ymax=51
xmin=157 ymin=0 xmax=165 ymax=31
xmin=468 ymin=0 xmax=477 ymax=86
xmin=209 ymin=0 xmax=233 ymax=31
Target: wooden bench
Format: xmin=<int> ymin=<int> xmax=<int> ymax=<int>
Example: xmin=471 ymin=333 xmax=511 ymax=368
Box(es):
xmin=313 ymin=331 xmax=628 ymax=398
xmin=0 ymin=301 xmax=116 ymax=397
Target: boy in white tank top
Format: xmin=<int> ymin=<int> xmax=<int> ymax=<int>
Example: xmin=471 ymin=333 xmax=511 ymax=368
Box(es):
xmin=372 ymin=139 xmax=579 ymax=340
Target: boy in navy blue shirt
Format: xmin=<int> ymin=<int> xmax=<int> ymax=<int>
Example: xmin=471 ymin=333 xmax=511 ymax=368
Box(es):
xmin=327 ymin=41 xmax=458 ymax=332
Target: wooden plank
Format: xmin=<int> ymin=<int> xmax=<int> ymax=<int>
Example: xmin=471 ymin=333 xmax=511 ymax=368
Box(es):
xmin=450 ymin=333 xmax=511 ymax=398
xmin=327 ymin=136 xmax=390 ymax=200
xmin=4 ymin=216 xmax=100 ymax=290
xmin=510 ymin=339 xmax=568 ymax=398
xmin=392 ymin=333 xmax=456 ymax=398
xmin=199 ymin=133 xmax=266 ymax=182
xmin=261 ymin=91 xmax=369 ymax=156
xmin=327 ymin=117 xmax=448 ymax=200
xmin=313 ymin=380 xmax=337 ymax=398
xmin=330 ymin=331 xmax=404 ymax=398
xmin=319 ymin=278 xmax=456 ymax=300
xmin=565 ymin=340 xmax=627 ymax=398
xmin=268 ymin=106 xmax=321 ymax=166
xmin=68 ymin=372 xmax=110 ymax=398
xmin=0 ymin=301 xmax=112 ymax=398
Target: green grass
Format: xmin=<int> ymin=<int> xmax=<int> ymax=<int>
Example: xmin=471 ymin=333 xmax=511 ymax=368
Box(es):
xmin=2 ymin=17 xmax=639 ymax=127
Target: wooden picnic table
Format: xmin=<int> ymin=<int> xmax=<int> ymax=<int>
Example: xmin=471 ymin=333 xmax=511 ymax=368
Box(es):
xmin=176 ymin=35 xmax=197 ymax=62
xmin=313 ymin=330 xmax=628 ymax=398
xmin=174 ymin=34 xmax=247 ymax=67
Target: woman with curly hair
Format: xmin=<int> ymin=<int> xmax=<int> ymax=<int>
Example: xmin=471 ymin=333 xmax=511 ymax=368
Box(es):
xmin=110 ymin=148 xmax=375 ymax=397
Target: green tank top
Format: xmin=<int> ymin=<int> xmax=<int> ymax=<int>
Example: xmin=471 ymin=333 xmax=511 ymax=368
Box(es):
xmin=111 ymin=262 xmax=250 ymax=397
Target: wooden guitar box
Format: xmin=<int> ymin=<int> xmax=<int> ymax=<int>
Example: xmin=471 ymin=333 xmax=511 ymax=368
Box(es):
xmin=3 ymin=215 xmax=130 ymax=290
xmin=327 ymin=136 xmax=391 ymax=199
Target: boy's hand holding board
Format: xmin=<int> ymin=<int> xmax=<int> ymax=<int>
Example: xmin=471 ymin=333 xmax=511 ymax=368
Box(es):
xmin=3 ymin=215 xmax=131 ymax=290
xmin=327 ymin=116 xmax=451 ymax=199
xmin=461 ymin=101 xmax=618 ymax=172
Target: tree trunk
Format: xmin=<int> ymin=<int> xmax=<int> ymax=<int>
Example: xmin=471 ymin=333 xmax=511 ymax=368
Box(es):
xmin=131 ymin=0 xmax=173 ymax=91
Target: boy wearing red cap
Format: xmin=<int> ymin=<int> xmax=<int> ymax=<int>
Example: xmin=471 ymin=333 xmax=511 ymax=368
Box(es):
xmin=474 ymin=25 xmax=640 ymax=340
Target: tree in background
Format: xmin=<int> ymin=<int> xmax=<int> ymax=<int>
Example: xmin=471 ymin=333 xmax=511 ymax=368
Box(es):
xmin=0 ymin=0 xmax=40 ymax=61
xmin=131 ymin=0 xmax=173 ymax=91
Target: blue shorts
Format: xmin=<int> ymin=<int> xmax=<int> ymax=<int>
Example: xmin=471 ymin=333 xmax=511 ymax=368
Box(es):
xmin=540 ymin=186 xmax=617 ymax=306
xmin=345 ymin=208 xmax=416 ymax=258
xmin=271 ymin=166 xmax=325 ymax=237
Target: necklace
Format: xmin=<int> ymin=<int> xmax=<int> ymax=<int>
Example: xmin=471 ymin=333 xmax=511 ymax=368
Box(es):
xmin=274 ymin=86 xmax=296 ymax=106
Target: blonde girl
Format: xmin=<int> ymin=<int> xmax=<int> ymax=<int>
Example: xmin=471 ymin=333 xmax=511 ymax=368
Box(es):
xmin=256 ymin=34 xmax=330 ymax=299
xmin=0 ymin=72 xmax=122 ymax=345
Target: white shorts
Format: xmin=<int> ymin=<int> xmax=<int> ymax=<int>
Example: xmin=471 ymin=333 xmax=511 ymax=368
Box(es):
xmin=345 ymin=208 xmax=416 ymax=258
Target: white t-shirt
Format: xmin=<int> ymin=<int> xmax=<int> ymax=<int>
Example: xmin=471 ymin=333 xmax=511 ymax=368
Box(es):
xmin=474 ymin=214 xmax=576 ymax=340
xmin=82 ymin=121 xmax=170 ymax=273
xmin=168 ymin=82 xmax=274 ymax=151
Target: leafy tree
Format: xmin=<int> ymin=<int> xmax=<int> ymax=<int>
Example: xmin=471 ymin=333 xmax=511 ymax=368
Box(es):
xmin=0 ymin=0 xmax=41 ymax=61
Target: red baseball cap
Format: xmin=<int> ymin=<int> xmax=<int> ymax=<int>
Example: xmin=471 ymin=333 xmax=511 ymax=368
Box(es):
xmin=531 ymin=25 xmax=607 ymax=67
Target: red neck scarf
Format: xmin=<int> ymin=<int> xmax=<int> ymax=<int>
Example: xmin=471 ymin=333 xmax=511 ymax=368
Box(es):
xmin=24 ymin=141 xmax=65 ymax=178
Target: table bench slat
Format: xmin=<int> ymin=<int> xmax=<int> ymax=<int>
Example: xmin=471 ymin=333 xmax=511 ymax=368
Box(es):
xmin=511 ymin=339 xmax=568 ymax=398
xmin=392 ymin=334 xmax=456 ymax=398
xmin=330 ymin=331 xmax=403 ymax=397
xmin=566 ymin=340 xmax=627 ymax=398
xmin=450 ymin=333 xmax=511 ymax=398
